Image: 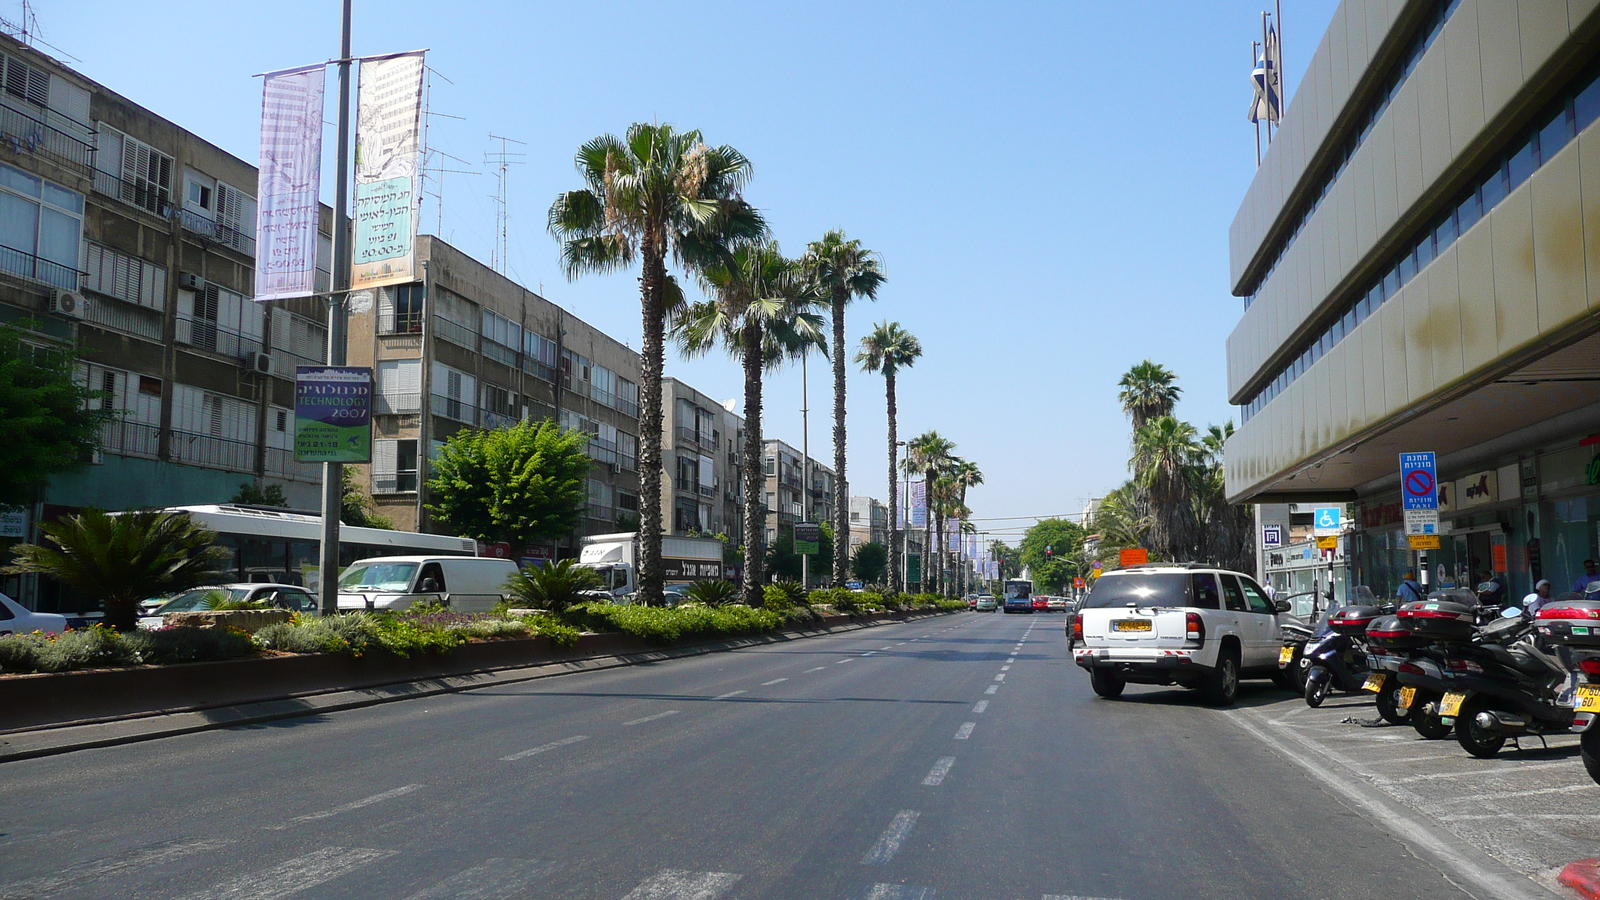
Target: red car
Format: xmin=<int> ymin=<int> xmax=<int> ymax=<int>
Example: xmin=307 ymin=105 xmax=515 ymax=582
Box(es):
xmin=1032 ymin=596 xmax=1050 ymax=612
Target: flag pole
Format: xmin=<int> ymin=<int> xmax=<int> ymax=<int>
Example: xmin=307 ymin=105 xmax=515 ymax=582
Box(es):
xmin=1252 ymin=40 xmax=1262 ymax=166
xmin=318 ymin=0 xmax=353 ymax=616
xmin=1261 ymin=11 xmax=1272 ymax=145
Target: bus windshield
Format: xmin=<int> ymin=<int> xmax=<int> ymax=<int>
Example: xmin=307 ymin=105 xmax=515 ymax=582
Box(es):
xmin=1003 ymin=580 xmax=1033 ymax=600
xmin=338 ymin=562 xmax=419 ymax=593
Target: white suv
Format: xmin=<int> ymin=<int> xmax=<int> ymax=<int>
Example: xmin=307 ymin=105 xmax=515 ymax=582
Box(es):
xmin=1071 ymin=565 xmax=1289 ymax=706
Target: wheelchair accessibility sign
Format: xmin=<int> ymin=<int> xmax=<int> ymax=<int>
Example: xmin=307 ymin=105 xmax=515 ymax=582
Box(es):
xmin=1313 ymin=507 xmax=1341 ymax=537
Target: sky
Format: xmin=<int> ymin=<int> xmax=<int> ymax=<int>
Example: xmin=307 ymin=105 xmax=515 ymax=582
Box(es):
xmin=28 ymin=0 xmax=1340 ymax=545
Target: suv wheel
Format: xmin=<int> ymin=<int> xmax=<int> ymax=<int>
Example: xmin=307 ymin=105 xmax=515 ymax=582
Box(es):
xmin=1089 ymin=667 xmax=1125 ymax=699
xmin=1201 ymin=649 xmax=1239 ymax=706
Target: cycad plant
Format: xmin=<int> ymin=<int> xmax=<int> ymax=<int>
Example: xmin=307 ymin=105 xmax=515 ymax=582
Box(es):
xmin=856 ymin=321 xmax=922 ymax=594
xmin=682 ymin=579 xmax=740 ymax=607
xmin=5 ymin=509 xmax=230 ymax=631
xmin=549 ymin=123 xmax=764 ymax=605
xmin=502 ymin=559 xmax=604 ymax=617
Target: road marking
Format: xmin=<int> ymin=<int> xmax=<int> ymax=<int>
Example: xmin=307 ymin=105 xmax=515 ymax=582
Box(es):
xmin=273 ymin=784 xmax=425 ymax=827
xmin=501 ymin=735 xmax=589 ymax=761
xmin=1001 ymin=665 xmax=1011 ymax=671
xmin=804 ymin=666 xmax=827 ymax=673
xmin=861 ymin=810 xmax=920 ymax=865
xmin=761 ymin=678 xmax=789 ymax=686
xmin=623 ymin=710 xmax=680 ymax=725
xmin=1442 ymin=784 xmax=1590 ymax=802
xmin=922 ymin=756 xmax=956 ymax=785
xmin=955 ymin=722 xmax=975 ymax=740
xmin=881 ymin=646 xmax=894 ymax=651
xmin=985 ymin=685 xmax=999 ymax=694
xmin=836 ymin=658 xmax=854 ymax=664
xmin=972 ymin=700 xmax=989 ymax=713
xmin=713 ymin=690 xmax=747 ymax=699
xmin=858 ymin=885 xmax=934 ymax=900
xmin=862 ymin=651 xmax=877 ymax=656
xmin=618 ymin=870 xmax=741 ymax=900
xmin=179 ymin=847 xmax=397 ymax=900
xmin=993 ymin=673 xmax=1005 ymax=681
xmin=402 ymin=858 xmax=562 ymax=899
xmin=1442 ymin=813 xmax=1600 ymax=822
xmin=0 ymin=839 xmax=230 ymax=899
xmin=1042 ymin=895 xmax=1128 ymax=899
xmin=1389 ymin=760 xmax=1578 ymax=783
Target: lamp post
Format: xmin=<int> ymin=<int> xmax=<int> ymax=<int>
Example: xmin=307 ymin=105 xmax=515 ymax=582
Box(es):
xmin=897 ymin=440 xmax=909 ymax=592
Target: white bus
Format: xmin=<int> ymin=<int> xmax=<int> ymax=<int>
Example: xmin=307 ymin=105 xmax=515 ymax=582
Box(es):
xmin=163 ymin=505 xmax=476 ymax=592
xmin=1003 ymin=579 xmax=1034 ymax=601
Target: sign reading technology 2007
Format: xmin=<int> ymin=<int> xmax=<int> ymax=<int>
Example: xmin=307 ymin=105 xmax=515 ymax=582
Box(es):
xmin=294 ymin=367 xmax=372 ymax=463
xmin=1400 ymin=451 xmax=1438 ymax=511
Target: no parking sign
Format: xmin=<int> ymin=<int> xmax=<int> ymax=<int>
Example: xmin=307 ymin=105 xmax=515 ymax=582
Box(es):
xmin=1400 ymin=452 xmax=1438 ymax=511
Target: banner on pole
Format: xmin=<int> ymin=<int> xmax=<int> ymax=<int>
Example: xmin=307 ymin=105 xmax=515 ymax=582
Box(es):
xmin=294 ymin=366 xmax=373 ymax=462
xmin=255 ymin=64 xmax=326 ymax=301
xmin=352 ymin=51 xmax=425 ymax=290
xmin=910 ymin=482 xmax=927 ymax=527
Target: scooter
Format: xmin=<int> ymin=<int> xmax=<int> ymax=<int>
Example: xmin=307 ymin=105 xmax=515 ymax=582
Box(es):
xmin=1436 ymin=606 xmax=1573 ymax=759
xmin=1278 ymin=618 xmax=1316 ymax=693
xmin=1302 ymin=604 xmax=1382 ymax=708
xmin=1533 ymin=589 xmax=1600 ymax=785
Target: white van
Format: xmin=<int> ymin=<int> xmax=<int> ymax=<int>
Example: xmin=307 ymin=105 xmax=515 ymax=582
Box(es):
xmin=336 ymin=556 xmax=519 ymax=612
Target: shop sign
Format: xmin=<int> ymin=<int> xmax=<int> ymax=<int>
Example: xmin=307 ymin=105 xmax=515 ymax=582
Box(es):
xmin=1455 ymin=470 xmax=1497 ymax=509
xmin=1360 ymin=501 xmax=1403 ymax=530
xmin=0 ymin=509 xmax=26 ymax=539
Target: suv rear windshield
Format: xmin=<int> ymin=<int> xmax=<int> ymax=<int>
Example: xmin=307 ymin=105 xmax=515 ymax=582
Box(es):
xmin=1083 ymin=572 xmax=1202 ymax=609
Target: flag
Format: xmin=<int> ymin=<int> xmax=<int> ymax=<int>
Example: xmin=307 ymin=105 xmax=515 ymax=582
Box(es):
xmin=1249 ymin=26 xmax=1282 ymax=124
xmin=352 ymin=51 xmax=426 ymax=289
xmin=910 ymin=482 xmax=927 ymax=527
xmin=255 ymin=64 xmax=325 ymax=301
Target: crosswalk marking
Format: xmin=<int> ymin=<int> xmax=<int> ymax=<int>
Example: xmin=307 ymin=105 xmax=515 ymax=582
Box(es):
xmin=501 ymin=735 xmax=588 ymax=761
xmin=619 ymin=870 xmax=741 ymax=900
xmin=624 ymin=710 xmax=680 ymax=726
xmin=402 ymin=858 xmax=561 ymax=899
xmin=179 ymin=847 xmax=397 ymax=900
xmin=0 ymin=839 xmax=230 ymax=899
xmin=860 ymin=884 xmax=935 ymax=899
xmin=862 ymin=810 xmax=920 ymax=865
xmin=923 ymin=757 xmax=956 ymax=786
xmin=272 ymin=783 xmax=424 ymax=828
xmin=954 ymin=722 xmax=975 ymax=740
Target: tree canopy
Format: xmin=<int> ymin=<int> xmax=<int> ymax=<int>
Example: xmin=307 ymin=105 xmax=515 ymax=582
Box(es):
xmin=1018 ymin=518 xmax=1086 ymax=592
xmin=851 ymin=541 xmax=888 ymax=584
xmin=0 ymin=323 xmax=111 ymax=509
xmin=426 ymin=420 xmax=590 ymax=552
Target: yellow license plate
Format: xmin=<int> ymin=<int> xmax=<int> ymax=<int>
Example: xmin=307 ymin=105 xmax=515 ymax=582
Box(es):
xmin=1112 ymin=619 xmax=1151 ymax=632
xmin=1362 ymin=673 xmax=1386 ymax=693
xmin=1439 ymin=692 xmax=1467 ymax=717
xmin=1577 ymin=684 xmax=1600 ymax=714
xmin=1279 ymin=646 xmax=1294 ymax=665
xmin=1398 ymin=686 xmax=1416 ymax=710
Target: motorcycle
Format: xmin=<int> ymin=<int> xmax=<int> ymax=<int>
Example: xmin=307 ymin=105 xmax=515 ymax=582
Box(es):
xmin=1532 ymin=588 xmax=1600 ymax=785
xmin=1303 ymin=603 xmax=1383 ymax=708
xmin=1433 ymin=605 xmax=1572 ymax=759
xmin=1278 ymin=616 xmax=1316 ymax=693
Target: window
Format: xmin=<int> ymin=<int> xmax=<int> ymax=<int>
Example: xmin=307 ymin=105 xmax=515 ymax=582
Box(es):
xmin=376 ymin=359 xmax=421 ymax=414
xmin=618 ymin=431 xmax=637 ymax=471
xmin=0 ymin=162 xmax=82 ymax=290
xmin=96 ymin=126 xmax=173 ymax=215
xmin=3 ymin=53 xmax=48 ymax=107
xmin=1220 ymin=576 xmax=1248 ymax=612
xmin=482 ymin=308 xmax=521 ymax=351
xmin=1192 ymin=573 xmax=1221 ymax=610
xmin=83 ymin=241 xmax=166 ymax=311
xmin=431 ymin=287 xmax=477 ymax=348
xmin=185 ymin=179 xmax=212 ymax=212
xmin=522 ymin=331 xmax=558 ymax=380
xmin=213 ymin=182 xmax=256 ymax=253
xmin=373 ymin=439 xmax=419 ymax=493
xmin=1238 ymin=577 xmax=1275 ymax=615
xmin=178 ymin=283 xmax=264 ymax=357
xmin=378 ymin=283 xmax=425 ymax=334
xmin=482 ymin=383 xmax=515 ymax=422
xmin=432 ymin=362 xmax=476 ymax=424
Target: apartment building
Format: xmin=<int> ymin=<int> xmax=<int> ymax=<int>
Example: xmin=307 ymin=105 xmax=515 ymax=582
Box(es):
xmin=847 ymin=495 xmax=888 ymax=551
xmin=0 ymin=35 xmax=334 ymax=605
xmin=1225 ymin=1 xmax=1600 ymax=599
xmin=659 ymin=377 xmax=743 ymax=542
xmin=761 ymin=438 xmax=835 ymax=548
xmin=345 ymin=236 xmax=641 ymax=551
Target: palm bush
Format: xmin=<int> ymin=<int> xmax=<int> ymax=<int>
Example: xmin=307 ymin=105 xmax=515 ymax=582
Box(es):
xmin=682 ymin=579 xmax=740 ymax=607
xmin=5 ymin=509 xmax=230 ymax=631
xmin=503 ymin=559 xmax=603 ymax=616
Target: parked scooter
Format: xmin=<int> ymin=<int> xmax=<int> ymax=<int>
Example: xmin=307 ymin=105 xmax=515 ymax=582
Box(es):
xmin=1278 ymin=616 xmax=1316 ymax=693
xmin=1532 ymin=587 xmax=1600 ymax=784
xmin=1303 ymin=602 xmax=1383 ymax=708
xmin=1433 ymin=605 xmax=1573 ymax=758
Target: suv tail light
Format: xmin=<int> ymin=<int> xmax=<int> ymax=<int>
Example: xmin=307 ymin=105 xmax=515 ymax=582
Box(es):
xmin=1072 ymin=615 xmax=1083 ymax=642
xmin=1185 ymin=612 xmax=1204 ymax=646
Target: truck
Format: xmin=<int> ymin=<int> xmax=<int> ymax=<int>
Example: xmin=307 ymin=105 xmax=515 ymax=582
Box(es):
xmin=577 ymin=532 xmax=727 ymax=600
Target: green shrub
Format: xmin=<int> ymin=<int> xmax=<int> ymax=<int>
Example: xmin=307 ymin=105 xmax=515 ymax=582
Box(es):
xmin=768 ymin=580 xmax=808 ymax=606
xmin=125 ymin=626 xmax=255 ymax=664
xmin=522 ymin=615 xmax=580 ymax=647
xmin=933 ymin=598 xmax=968 ymax=611
xmin=255 ymin=614 xmax=379 ymax=656
xmin=503 ymin=559 xmax=604 ymax=615
xmin=564 ymin=602 xmax=781 ymax=645
xmin=0 ymin=625 xmax=132 ymax=673
xmin=682 ymin=580 xmax=740 ymax=607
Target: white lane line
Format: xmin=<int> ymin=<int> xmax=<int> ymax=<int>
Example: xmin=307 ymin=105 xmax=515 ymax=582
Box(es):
xmin=179 ymin=847 xmax=398 ymax=900
xmin=1042 ymin=895 xmax=1128 ymax=900
xmin=501 ymin=735 xmax=589 ymax=761
xmin=859 ymin=884 xmax=934 ymax=900
xmin=973 ymin=700 xmax=989 ymax=713
xmin=922 ymin=756 xmax=956 ymax=786
xmin=836 ymin=659 xmax=854 ymax=665
xmin=985 ymin=685 xmax=999 ymax=694
xmin=994 ymin=673 xmax=1006 ymax=681
xmin=623 ymin=710 xmax=680 ymax=726
xmin=402 ymin=858 xmax=561 ymax=899
xmin=861 ymin=810 xmax=920 ymax=865
xmin=0 ymin=839 xmax=230 ymax=899
xmin=1442 ymin=784 xmax=1590 ymax=802
xmin=619 ymin=870 xmax=741 ymax=900
xmin=273 ymin=784 xmax=425 ymax=827
xmin=881 ymin=646 xmax=894 ymax=651
xmin=1441 ymin=813 xmax=1600 ymax=822
xmin=1390 ymin=760 xmax=1578 ymax=783
xmin=895 ymin=642 xmax=907 ymax=646
xmin=862 ymin=652 xmax=877 ymax=656
xmin=1001 ymin=665 xmax=1011 ymax=671
xmin=713 ymin=690 xmax=747 ymax=699
xmin=803 ymin=666 xmax=828 ymax=673
xmin=955 ymin=722 xmax=976 ymax=740
xmin=761 ymin=678 xmax=789 ymax=686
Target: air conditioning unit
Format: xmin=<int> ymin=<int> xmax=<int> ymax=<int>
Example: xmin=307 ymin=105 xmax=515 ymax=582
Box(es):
xmin=178 ymin=272 xmax=205 ymax=291
xmin=243 ymin=351 xmax=274 ymax=376
xmin=49 ymin=290 xmax=86 ymax=318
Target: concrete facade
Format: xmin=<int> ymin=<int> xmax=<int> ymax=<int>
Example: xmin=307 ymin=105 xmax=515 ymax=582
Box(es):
xmin=848 ymin=495 xmax=888 ymax=551
xmin=659 ymin=377 xmax=744 ymax=543
xmin=761 ymin=438 xmax=836 ymax=548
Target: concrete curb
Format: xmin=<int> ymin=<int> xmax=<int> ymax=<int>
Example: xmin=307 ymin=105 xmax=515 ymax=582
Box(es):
xmin=1560 ymin=860 xmax=1600 ymax=899
xmin=0 ymin=609 xmax=958 ymax=764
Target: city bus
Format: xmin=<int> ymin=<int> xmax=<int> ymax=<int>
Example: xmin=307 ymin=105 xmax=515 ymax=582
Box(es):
xmin=1003 ymin=578 xmax=1033 ymax=600
xmin=164 ymin=505 xmax=476 ymax=592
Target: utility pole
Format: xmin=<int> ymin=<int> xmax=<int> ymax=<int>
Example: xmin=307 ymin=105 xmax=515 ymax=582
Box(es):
xmin=318 ymin=0 xmax=354 ymax=616
xmin=800 ymin=352 xmax=809 ymax=589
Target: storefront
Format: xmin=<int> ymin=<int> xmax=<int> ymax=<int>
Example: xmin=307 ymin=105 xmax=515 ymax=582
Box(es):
xmin=1263 ymin=538 xmax=1348 ymax=619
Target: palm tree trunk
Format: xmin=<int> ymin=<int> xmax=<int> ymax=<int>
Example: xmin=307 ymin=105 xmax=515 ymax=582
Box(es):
xmin=636 ymin=251 xmax=667 ymax=605
xmin=885 ymin=372 xmax=900 ymax=595
xmin=830 ymin=291 xmax=848 ymax=588
xmin=740 ymin=321 xmax=766 ymax=607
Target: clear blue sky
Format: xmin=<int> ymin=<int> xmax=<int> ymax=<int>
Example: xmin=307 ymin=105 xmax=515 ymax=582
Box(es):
xmin=39 ymin=0 xmax=1338 ymax=542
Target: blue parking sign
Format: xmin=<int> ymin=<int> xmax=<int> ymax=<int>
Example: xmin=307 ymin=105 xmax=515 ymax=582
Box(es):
xmin=1400 ymin=452 xmax=1438 ymax=511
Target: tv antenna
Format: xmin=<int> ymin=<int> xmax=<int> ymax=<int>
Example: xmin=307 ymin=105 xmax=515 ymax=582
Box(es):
xmin=485 ymin=133 xmax=526 ymax=275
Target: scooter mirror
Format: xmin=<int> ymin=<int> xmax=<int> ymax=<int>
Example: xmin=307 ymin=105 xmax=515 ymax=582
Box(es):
xmin=1500 ymin=606 xmax=1523 ymax=619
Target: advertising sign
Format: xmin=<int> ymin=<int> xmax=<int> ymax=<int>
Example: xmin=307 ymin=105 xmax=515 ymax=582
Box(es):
xmin=352 ymin=51 xmax=425 ymax=290
xmin=1313 ymin=507 xmax=1342 ymax=537
xmin=255 ymin=64 xmax=326 ymax=301
xmin=909 ymin=481 xmax=927 ymax=527
xmin=793 ymin=522 xmax=821 ymax=555
xmin=294 ymin=366 xmax=372 ymax=462
xmin=662 ymin=558 xmax=722 ymax=581
xmin=1261 ymin=524 xmax=1284 ymax=550
xmin=1400 ymin=452 xmax=1438 ymax=511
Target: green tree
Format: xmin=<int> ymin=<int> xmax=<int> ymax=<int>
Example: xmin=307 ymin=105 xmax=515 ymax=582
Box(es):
xmin=1196 ymin=422 xmax=1254 ymax=576
xmin=801 ymin=231 xmax=886 ymax=587
xmin=990 ymin=541 xmax=1022 ymax=580
xmin=549 ymin=122 xmax=763 ymax=605
xmin=0 ymin=323 xmax=112 ymax=508
xmin=856 ymin=321 xmax=922 ymax=595
xmin=902 ymin=431 xmax=955 ymax=592
xmin=1019 ymin=518 xmax=1086 ymax=593
xmin=1117 ymin=359 xmax=1182 ymax=433
xmin=1086 ymin=481 xmax=1151 ymax=565
xmin=426 ymin=420 xmax=590 ymax=552
xmin=232 ymin=481 xmax=289 ymax=508
xmin=671 ymin=241 xmax=825 ymax=604
xmin=341 ymin=468 xmax=393 ymax=529
xmin=1131 ymin=415 xmax=1201 ymax=562
xmin=851 ymin=541 xmax=888 ymax=585
xmin=5 ymin=509 xmax=230 ymax=631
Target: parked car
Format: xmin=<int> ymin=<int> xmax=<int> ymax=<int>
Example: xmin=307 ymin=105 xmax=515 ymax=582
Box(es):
xmin=139 ymin=583 xmax=319 ymax=629
xmin=975 ymin=595 xmax=998 ymax=612
xmin=0 ymin=592 xmax=67 ymax=635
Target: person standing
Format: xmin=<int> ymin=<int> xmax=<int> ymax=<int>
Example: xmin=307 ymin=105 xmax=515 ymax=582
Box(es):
xmin=1397 ymin=571 xmax=1425 ymax=605
xmin=1573 ymin=559 xmax=1600 ymax=594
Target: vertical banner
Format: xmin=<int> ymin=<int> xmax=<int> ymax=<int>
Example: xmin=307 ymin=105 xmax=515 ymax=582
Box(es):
xmin=255 ymin=64 xmax=326 ymax=301
xmin=294 ymin=366 xmax=373 ymax=462
xmin=352 ymin=51 xmax=425 ymax=290
xmin=910 ymin=481 xmax=927 ymax=527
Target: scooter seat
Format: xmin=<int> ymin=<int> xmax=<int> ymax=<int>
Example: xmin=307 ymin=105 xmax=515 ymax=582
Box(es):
xmin=1505 ymin=645 xmax=1552 ymax=678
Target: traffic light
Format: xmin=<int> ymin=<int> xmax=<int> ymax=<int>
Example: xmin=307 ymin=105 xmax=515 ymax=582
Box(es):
xmin=1045 ymin=545 xmax=1053 ymax=561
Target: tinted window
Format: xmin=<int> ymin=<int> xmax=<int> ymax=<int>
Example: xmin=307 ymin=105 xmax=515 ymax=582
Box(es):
xmin=1238 ymin=578 xmax=1275 ymax=615
xmin=1221 ymin=576 xmax=1248 ymax=612
xmin=1193 ymin=573 xmax=1222 ymax=610
xmin=1083 ymin=573 xmax=1192 ymax=609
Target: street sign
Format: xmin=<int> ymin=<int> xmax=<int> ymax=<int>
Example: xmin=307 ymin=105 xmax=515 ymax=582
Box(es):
xmin=1408 ymin=535 xmax=1441 ymax=550
xmin=1119 ymin=548 xmax=1148 ymax=567
xmin=1400 ymin=452 xmax=1438 ymax=511
xmin=1404 ymin=509 xmax=1440 ymax=536
xmin=793 ymin=522 xmax=821 ymax=555
xmin=1262 ymin=525 xmax=1284 ymax=549
xmin=845 ymin=580 xmax=863 ymax=590
xmin=1073 ymin=577 xmax=1086 ymax=589
xmin=1316 ymin=536 xmax=1339 ymax=550
xmin=1313 ymin=507 xmax=1342 ymax=537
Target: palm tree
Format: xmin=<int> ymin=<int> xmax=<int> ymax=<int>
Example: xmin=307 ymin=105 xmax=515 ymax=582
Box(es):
xmin=902 ymin=431 xmax=955 ymax=592
xmin=1131 ymin=415 xmax=1202 ymax=562
xmin=1196 ymin=422 xmax=1254 ymax=574
xmin=948 ymin=461 xmax=983 ymax=594
xmin=1117 ymin=360 xmax=1182 ymax=432
xmin=4 ymin=509 xmax=230 ymax=631
xmin=549 ymin=123 xmax=763 ymax=606
xmin=856 ymin=322 xmax=922 ymax=594
xmin=801 ymin=231 xmax=886 ymax=587
xmin=671 ymin=242 xmax=826 ymax=606
xmin=1088 ymin=481 xmax=1152 ymax=564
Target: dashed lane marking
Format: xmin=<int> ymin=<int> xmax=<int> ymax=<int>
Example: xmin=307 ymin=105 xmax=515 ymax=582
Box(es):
xmin=972 ymin=700 xmax=989 ymax=713
xmin=985 ymin=685 xmax=999 ymax=695
xmin=401 ymin=858 xmax=562 ymax=900
xmin=712 ymin=690 xmax=747 ymax=699
xmin=618 ymin=870 xmax=741 ymax=900
xmin=803 ymin=666 xmax=828 ymax=673
xmin=857 ymin=885 xmax=933 ymax=900
xmin=955 ymin=722 xmax=975 ymax=740
xmin=994 ymin=674 xmax=1005 ymax=682
xmin=922 ymin=756 xmax=956 ymax=786
xmin=761 ymin=678 xmax=788 ymax=686
xmin=1000 ymin=665 xmax=1011 ymax=671
xmin=501 ymin=735 xmax=589 ymax=761
xmin=861 ymin=810 xmax=920 ymax=865
xmin=272 ymin=784 xmax=424 ymax=827
xmin=623 ymin=710 xmax=680 ymax=726
xmin=836 ymin=659 xmax=854 ymax=665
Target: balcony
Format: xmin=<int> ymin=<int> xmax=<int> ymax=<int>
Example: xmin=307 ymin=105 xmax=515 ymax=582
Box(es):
xmin=0 ymin=102 xmax=94 ymax=176
xmin=169 ymin=430 xmax=254 ymax=472
xmin=178 ymin=209 xmax=255 ymax=256
xmin=264 ymin=447 xmax=320 ymax=482
xmin=83 ymin=293 xmax=162 ymax=341
xmin=697 ymin=483 xmax=716 ymax=498
xmin=92 ymin=169 xmax=171 ymax=217
xmin=98 ymin=419 xmax=160 ymax=460
xmin=0 ymin=243 xmax=79 ymax=292
xmin=432 ymin=315 xmax=477 ymax=350
xmin=375 ymin=392 xmax=422 ymax=415
xmin=587 ymin=436 xmax=619 ymax=465
xmin=431 ymin=393 xmax=478 ymax=426
xmin=482 ymin=409 xmax=518 ymax=429
xmin=176 ymin=315 xmax=263 ymax=359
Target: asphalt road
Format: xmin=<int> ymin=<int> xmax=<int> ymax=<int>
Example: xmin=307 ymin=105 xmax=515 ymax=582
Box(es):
xmin=0 ymin=611 xmax=1572 ymax=900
